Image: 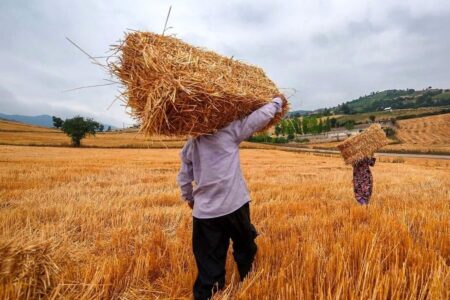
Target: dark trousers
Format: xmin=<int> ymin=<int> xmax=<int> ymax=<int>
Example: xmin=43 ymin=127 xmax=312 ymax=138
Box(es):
xmin=192 ymin=203 xmax=258 ymax=300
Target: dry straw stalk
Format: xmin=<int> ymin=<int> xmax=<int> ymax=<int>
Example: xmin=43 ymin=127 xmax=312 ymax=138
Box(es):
xmin=337 ymin=124 xmax=388 ymax=165
xmin=109 ymin=31 xmax=288 ymax=136
xmin=0 ymin=239 xmax=60 ymax=299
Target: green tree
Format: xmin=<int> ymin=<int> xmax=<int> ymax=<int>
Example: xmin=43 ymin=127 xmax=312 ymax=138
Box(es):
xmin=274 ymin=124 xmax=282 ymax=136
xmin=52 ymin=116 xmax=64 ymax=129
xmin=287 ymin=133 xmax=295 ymax=140
xmin=98 ymin=124 xmax=104 ymax=132
xmin=345 ymin=120 xmax=355 ymax=130
xmin=291 ymin=118 xmax=301 ymax=134
xmin=317 ymin=118 xmax=323 ymax=133
xmin=61 ymin=116 xmax=100 ymax=147
xmin=302 ymin=116 xmax=319 ymax=134
xmin=309 ymin=116 xmax=319 ymax=134
xmin=330 ymin=117 xmax=337 ymax=128
xmin=302 ymin=117 xmax=308 ymax=134
xmin=280 ymin=120 xmax=288 ymax=136
xmin=324 ymin=117 xmax=331 ymax=132
xmin=341 ymin=103 xmax=351 ymax=114
xmin=287 ymin=120 xmax=296 ymax=135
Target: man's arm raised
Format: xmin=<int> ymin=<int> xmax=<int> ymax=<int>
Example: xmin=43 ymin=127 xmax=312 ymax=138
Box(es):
xmin=228 ymin=96 xmax=287 ymax=143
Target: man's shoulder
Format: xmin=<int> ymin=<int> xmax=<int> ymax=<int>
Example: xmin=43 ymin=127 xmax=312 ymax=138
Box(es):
xmin=181 ymin=138 xmax=194 ymax=157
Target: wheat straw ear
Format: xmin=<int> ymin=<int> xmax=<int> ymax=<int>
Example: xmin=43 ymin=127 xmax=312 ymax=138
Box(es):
xmin=108 ymin=31 xmax=289 ymax=137
xmin=337 ymin=124 xmax=389 ymax=165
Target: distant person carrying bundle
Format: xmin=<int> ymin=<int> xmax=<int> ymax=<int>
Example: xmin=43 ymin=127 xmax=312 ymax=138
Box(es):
xmin=337 ymin=124 xmax=388 ymax=205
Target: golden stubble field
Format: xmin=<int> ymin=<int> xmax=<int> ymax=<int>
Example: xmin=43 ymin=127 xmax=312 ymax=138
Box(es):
xmin=0 ymin=119 xmax=186 ymax=148
xmin=392 ymin=113 xmax=450 ymax=153
xmin=0 ymin=146 xmax=449 ymax=299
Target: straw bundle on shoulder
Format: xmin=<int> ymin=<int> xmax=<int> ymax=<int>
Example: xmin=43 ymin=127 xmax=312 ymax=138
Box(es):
xmin=337 ymin=124 xmax=388 ymax=165
xmin=109 ymin=31 xmax=288 ymax=136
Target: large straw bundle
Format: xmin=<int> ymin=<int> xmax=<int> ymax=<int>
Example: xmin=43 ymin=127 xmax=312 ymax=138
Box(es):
xmin=109 ymin=31 xmax=288 ymax=136
xmin=337 ymin=124 xmax=388 ymax=165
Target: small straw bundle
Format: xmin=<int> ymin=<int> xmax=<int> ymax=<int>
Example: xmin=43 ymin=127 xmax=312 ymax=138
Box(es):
xmin=337 ymin=124 xmax=388 ymax=165
xmin=109 ymin=31 xmax=288 ymax=136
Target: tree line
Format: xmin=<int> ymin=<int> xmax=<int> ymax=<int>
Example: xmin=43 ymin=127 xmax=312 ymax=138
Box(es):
xmin=274 ymin=116 xmax=355 ymax=138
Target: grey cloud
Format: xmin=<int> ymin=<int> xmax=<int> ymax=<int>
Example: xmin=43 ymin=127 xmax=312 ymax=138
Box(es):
xmin=1 ymin=0 xmax=450 ymax=121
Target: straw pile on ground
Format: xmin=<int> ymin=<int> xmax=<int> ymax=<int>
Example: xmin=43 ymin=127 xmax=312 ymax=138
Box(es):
xmin=109 ymin=31 xmax=288 ymax=136
xmin=337 ymin=124 xmax=388 ymax=165
xmin=0 ymin=239 xmax=60 ymax=299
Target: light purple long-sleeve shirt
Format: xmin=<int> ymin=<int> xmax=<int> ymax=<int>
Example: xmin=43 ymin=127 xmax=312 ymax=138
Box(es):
xmin=176 ymin=97 xmax=284 ymax=219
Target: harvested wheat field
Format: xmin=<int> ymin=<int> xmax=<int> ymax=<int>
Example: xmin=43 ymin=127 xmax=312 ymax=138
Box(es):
xmin=388 ymin=113 xmax=450 ymax=153
xmin=0 ymin=120 xmax=185 ymax=148
xmin=0 ymin=120 xmax=276 ymax=150
xmin=0 ymin=145 xmax=448 ymax=299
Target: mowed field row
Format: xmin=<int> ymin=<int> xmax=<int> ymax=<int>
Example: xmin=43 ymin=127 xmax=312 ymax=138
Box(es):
xmin=395 ymin=113 xmax=450 ymax=146
xmin=370 ymin=113 xmax=450 ymax=154
xmin=0 ymin=146 xmax=448 ymax=299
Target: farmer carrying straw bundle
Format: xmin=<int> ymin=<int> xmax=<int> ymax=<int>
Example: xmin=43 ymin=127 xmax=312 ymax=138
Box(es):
xmin=110 ymin=31 xmax=288 ymax=300
xmin=337 ymin=124 xmax=388 ymax=205
xmin=178 ymin=95 xmax=287 ymax=299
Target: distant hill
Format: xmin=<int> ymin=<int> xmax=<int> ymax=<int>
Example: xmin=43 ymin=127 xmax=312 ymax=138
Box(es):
xmin=331 ymin=88 xmax=450 ymax=114
xmin=287 ymin=110 xmax=311 ymax=117
xmin=0 ymin=113 xmax=116 ymax=129
xmin=0 ymin=113 xmax=54 ymax=127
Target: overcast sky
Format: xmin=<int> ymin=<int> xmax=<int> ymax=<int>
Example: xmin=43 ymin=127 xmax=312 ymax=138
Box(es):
xmin=1 ymin=0 xmax=450 ymax=126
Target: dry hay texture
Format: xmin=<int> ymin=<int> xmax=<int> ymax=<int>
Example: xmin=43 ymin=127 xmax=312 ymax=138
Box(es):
xmin=337 ymin=124 xmax=388 ymax=165
xmin=109 ymin=31 xmax=288 ymax=136
xmin=0 ymin=239 xmax=60 ymax=299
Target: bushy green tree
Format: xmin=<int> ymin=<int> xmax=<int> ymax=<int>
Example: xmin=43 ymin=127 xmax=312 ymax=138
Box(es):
xmin=280 ymin=120 xmax=288 ymax=136
xmin=324 ymin=117 xmax=331 ymax=131
xmin=61 ymin=116 xmax=100 ymax=147
xmin=292 ymin=118 xmax=302 ymax=134
xmin=345 ymin=120 xmax=355 ymax=130
xmin=52 ymin=116 xmax=64 ymax=129
xmin=330 ymin=117 xmax=337 ymax=128
xmin=274 ymin=124 xmax=282 ymax=136
xmin=302 ymin=117 xmax=308 ymax=134
xmin=286 ymin=120 xmax=295 ymax=136
xmin=318 ymin=119 xmax=323 ymax=133
xmin=341 ymin=103 xmax=351 ymax=114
